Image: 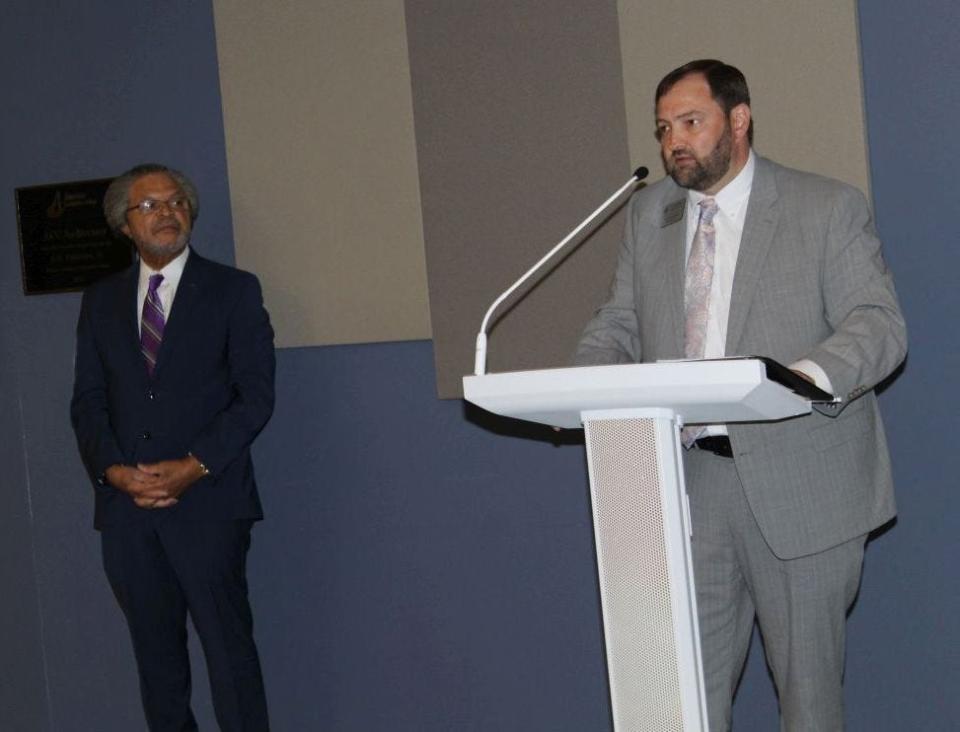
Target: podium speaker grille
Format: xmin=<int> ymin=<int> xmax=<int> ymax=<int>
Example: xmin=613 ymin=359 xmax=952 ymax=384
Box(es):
xmin=585 ymin=418 xmax=685 ymax=731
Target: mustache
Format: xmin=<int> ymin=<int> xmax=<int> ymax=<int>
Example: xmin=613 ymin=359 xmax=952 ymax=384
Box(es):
xmin=151 ymin=217 xmax=182 ymax=233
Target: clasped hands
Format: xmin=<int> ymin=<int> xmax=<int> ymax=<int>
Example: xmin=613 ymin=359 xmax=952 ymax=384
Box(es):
xmin=105 ymin=455 xmax=207 ymax=509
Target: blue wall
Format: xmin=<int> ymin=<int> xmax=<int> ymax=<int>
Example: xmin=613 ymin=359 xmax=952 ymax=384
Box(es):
xmin=1 ymin=1 xmax=957 ymax=730
xmin=1 ymin=3 xmax=237 ymax=730
xmin=847 ymin=2 xmax=960 ymax=727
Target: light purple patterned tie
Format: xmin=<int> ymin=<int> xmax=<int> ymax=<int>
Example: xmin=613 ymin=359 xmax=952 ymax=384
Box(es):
xmin=682 ymin=198 xmax=719 ymax=447
xmin=140 ymin=273 xmax=165 ymax=376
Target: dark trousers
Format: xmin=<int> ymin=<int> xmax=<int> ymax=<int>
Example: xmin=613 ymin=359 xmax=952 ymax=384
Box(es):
xmin=101 ymin=517 xmax=269 ymax=732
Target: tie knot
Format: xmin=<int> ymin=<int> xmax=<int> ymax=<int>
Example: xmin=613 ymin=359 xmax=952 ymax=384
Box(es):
xmin=148 ymin=273 xmax=164 ymax=294
xmin=699 ymin=197 xmax=718 ymax=224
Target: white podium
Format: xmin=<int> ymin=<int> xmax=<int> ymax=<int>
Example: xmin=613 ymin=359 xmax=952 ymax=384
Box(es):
xmin=463 ymin=358 xmax=820 ymax=732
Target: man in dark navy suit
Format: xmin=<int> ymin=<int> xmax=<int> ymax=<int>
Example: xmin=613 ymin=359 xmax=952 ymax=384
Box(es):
xmin=71 ymin=163 xmax=275 ymax=731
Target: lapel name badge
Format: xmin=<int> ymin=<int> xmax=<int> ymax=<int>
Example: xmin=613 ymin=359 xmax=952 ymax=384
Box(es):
xmin=661 ymin=199 xmax=685 ymax=227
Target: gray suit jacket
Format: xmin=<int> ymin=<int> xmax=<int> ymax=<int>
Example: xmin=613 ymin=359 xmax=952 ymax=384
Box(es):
xmin=575 ymin=156 xmax=907 ymax=559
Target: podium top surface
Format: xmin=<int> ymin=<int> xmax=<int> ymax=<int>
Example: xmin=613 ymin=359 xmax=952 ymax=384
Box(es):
xmin=463 ymin=359 xmax=816 ymax=429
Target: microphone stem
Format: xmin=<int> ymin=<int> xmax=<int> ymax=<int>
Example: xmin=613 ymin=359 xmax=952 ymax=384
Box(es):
xmin=474 ymin=172 xmax=642 ymax=375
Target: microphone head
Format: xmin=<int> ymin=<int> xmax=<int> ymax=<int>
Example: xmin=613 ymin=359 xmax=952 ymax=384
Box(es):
xmin=633 ymin=166 xmax=650 ymax=181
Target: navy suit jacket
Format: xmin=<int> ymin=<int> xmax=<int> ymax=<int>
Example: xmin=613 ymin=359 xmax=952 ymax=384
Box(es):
xmin=71 ymin=250 xmax=275 ymax=529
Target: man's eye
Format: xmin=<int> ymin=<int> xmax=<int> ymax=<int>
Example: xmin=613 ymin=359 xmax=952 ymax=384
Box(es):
xmin=170 ymin=198 xmax=187 ymax=209
xmin=140 ymin=200 xmax=158 ymax=212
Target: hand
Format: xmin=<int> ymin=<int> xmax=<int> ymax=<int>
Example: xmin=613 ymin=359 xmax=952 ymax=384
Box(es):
xmin=134 ymin=455 xmax=207 ymax=506
xmin=133 ymin=495 xmax=179 ymax=509
xmin=105 ymin=456 xmax=206 ymax=509
xmin=104 ymin=464 xmax=178 ymax=509
xmin=790 ymin=368 xmax=814 ymax=384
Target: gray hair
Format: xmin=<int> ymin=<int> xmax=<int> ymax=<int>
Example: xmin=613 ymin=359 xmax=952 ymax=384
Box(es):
xmin=103 ymin=163 xmax=200 ymax=235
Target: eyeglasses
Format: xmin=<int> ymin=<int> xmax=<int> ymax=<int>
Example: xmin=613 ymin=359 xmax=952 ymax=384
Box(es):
xmin=126 ymin=196 xmax=190 ymax=216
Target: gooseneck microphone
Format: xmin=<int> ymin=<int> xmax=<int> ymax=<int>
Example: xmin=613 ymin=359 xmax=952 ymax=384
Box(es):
xmin=473 ymin=166 xmax=649 ymax=376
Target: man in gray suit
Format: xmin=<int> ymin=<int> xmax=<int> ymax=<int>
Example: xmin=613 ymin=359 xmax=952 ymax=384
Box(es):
xmin=575 ymin=60 xmax=906 ymax=730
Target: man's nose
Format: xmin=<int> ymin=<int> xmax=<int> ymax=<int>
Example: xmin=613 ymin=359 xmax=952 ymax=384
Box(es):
xmin=664 ymin=128 xmax=687 ymax=151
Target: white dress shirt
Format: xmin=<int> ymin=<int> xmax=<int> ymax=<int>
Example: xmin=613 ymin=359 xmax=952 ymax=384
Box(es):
xmin=685 ymin=153 xmax=755 ymax=362
xmin=684 ymin=153 xmax=832 ymax=435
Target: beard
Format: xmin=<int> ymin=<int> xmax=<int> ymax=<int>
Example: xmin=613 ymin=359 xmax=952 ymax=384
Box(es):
xmin=664 ymin=122 xmax=733 ymax=192
xmin=135 ymin=221 xmax=190 ymax=262
xmin=139 ymin=236 xmax=188 ymax=261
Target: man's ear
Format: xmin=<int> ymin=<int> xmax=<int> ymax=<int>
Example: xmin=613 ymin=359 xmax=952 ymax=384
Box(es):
xmin=730 ymin=103 xmax=751 ymax=142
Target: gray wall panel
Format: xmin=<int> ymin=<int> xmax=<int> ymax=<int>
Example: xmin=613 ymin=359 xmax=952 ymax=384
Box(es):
xmin=406 ymin=0 xmax=633 ymax=397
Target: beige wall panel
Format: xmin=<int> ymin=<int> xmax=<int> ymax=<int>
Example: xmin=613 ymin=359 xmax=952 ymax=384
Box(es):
xmin=617 ymin=0 xmax=870 ymax=195
xmin=213 ymin=1 xmax=431 ymax=347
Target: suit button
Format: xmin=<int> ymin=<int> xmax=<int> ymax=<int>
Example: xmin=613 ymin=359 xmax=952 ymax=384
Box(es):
xmin=147 ymin=389 xmax=156 ymax=400
xmin=138 ymin=431 xmax=151 ymax=440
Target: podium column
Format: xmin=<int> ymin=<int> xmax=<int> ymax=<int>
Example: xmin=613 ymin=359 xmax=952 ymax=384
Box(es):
xmin=582 ymin=408 xmax=708 ymax=732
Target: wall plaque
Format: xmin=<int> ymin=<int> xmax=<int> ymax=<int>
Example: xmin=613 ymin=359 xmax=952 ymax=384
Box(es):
xmin=16 ymin=177 xmax=132 ymax=295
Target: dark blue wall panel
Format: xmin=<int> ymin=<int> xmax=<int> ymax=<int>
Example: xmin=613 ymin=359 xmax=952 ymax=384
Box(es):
xmin=250 ymin=342 xmax=610 ymax=730
xmin=1 ymin=2 xmax=236 ymax=729
xmin=849 ymin=2 xmax=960 ymax=729
xmin=0 ymin=321 xmax=48 ymax=732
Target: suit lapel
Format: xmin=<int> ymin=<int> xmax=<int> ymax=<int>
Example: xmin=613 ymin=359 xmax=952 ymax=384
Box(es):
xmin=103 ymin=263 xmax=152 ymax=384
xmin=121 ymin=264 xmax=140 ymax=348
xmin=152 ymin=252 xmax=204 ymax=379
xmin=655 ymin=191 xmax=688 ymax=357
xmin=726 ymin=157 xmax=780 ymax=355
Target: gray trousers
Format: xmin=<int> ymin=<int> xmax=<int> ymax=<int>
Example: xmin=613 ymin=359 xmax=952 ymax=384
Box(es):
xmin=684 ymin=447 xmax=866 ymax=732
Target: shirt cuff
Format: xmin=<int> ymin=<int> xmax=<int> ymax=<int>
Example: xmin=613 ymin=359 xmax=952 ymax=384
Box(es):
xmin=789 ymin=359 xmax=834 ymax=395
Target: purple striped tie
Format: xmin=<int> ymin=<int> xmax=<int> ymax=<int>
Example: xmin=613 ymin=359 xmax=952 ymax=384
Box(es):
xmin=140 ymin=273 xmax=165 ymax=376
